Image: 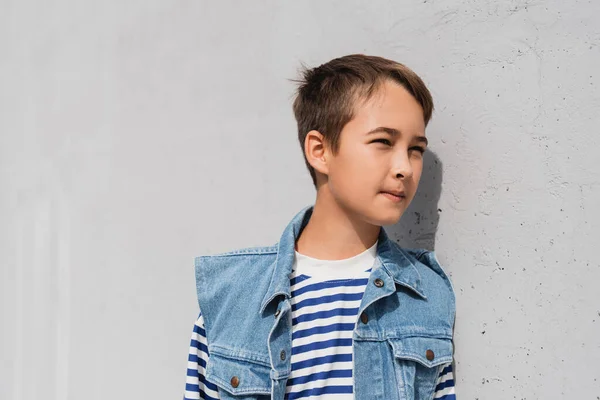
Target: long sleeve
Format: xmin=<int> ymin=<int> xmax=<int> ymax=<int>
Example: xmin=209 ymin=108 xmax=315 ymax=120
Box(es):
xmin=183 ymin=310 xmax=220 ymax=400
xmin=433 ymin=362 xmax=456 ymax=399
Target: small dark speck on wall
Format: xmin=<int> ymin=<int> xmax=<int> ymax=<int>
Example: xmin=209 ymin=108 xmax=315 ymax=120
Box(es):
xmin=414 ymin=212 xmax=421 ymax=224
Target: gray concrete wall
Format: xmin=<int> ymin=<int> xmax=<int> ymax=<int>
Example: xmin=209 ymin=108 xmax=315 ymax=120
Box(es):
xmin=2 ymin=1 xmax=599 ymax=398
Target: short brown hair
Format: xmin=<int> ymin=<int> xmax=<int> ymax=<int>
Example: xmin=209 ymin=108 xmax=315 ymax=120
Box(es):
xmin=291 ymin=54 xmax=434 ymax=187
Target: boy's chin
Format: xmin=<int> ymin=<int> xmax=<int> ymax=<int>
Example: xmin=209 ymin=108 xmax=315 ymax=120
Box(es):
xmin=367 ymin=206 xmax=407 ymax=227
xmin=377 ymin=212 xmax=405 ymax=226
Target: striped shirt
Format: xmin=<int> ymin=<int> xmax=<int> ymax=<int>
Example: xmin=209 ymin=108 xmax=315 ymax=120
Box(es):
xmin=184 ymin=241 xmax=456 ymax=399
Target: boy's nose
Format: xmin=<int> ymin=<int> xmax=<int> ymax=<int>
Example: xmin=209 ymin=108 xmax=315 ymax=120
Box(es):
xmin=392 ymin=158 xmax=413 ymax=179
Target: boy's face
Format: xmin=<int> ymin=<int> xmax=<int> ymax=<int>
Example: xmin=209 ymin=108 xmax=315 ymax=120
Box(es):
xmin=325 ymin=79 xmax=427 ymax=226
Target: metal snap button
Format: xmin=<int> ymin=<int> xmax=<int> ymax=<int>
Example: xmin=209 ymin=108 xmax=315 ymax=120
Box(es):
xmin=360 ymin=312 xmax=368 ymax=324
xmin=275 ymin=309 xmax=281 ymax=317
xmin=280 ymin=350 xmax=286 ymax=360
xmin=374 ymin=278 xmax=384 ymax=288
xmin=230 ymin=376 xmax=240 ymax=388
xmin=426 ymin=349 xmax=435 ymax=361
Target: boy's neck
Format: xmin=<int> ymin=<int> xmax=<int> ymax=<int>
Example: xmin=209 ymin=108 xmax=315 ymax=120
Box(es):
xmin=295 ymin=194 xmax=381 ymax=261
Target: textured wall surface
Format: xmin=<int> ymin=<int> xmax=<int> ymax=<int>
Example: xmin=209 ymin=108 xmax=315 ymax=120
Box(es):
xmin=2 ymin=1 xmax=599 ymax=399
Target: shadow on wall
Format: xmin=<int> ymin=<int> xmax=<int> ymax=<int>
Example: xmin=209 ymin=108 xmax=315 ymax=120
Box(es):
xmin=386 ymin=150 xmax=443 ymax=251
xmin=385 ymin=150 xmax=459 ymax=383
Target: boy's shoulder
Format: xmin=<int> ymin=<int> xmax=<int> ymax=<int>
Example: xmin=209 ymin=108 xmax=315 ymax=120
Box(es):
xmin=193 ymin=244 xmax=281 ymax=291
xmin=194 ymin=244 xmax=278 ymax=264
xmin=390 ymin=241 xmax=456 ymax=299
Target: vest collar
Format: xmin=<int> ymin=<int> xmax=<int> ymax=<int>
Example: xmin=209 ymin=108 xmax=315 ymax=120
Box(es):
xmin=259 ymin=204 xmax=426 ymax=315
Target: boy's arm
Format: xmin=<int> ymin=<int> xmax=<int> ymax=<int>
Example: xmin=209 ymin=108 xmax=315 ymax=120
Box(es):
xmin=433 ymin=362 xmax=456 ymax=399
xmin=183 ymin=310 xmax=220 ymax=400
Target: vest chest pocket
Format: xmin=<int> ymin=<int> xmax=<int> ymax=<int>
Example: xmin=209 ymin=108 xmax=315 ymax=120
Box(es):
xmin=205 ymin=351 xmax=272 ymax=400
xmin=386 ymin=336 xmax=453 ymax=400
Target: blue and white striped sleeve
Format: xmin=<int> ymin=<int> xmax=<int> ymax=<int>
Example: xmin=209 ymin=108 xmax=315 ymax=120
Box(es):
xmin=184 ymin=311 xmax=220 ymax=400
xmin=433 ymin=362 xmax=456 ymax=399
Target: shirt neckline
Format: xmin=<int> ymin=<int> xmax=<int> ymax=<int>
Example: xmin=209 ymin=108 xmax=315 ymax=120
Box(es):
xmin=292 ymin=240 xmax=378 ymax=281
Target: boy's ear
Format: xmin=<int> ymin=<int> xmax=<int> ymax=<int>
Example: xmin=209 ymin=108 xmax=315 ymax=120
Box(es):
xmin=304 ymin=129 xmax=330 ymax=176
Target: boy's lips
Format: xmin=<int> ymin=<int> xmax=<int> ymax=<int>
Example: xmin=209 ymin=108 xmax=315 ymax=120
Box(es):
xmin=381 ymin=189 xmax=405 ymax=198
xmin=381 ymin=190 xmax=406 ymax=202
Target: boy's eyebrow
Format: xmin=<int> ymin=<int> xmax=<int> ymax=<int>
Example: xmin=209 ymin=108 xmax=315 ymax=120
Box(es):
xmin=365 ymin=126 xmax=428 ymax=146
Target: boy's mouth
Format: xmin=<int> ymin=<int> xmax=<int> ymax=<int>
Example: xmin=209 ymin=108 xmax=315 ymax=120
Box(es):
xmin=381 ymin=189 xmax=405 ymax=197
xmin=381 ymin=190 xmax=406 ymax=201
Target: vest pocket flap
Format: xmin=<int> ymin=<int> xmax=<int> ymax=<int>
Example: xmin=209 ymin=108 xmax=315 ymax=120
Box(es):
xmin=387 ymin=336 xmax=453 ymax=368
xmin=205 ymin=352 xmax=271 ymax=396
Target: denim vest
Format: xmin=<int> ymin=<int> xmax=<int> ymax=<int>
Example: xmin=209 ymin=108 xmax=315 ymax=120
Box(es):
xmin=194 ymin=204 xmax=456 ymax=400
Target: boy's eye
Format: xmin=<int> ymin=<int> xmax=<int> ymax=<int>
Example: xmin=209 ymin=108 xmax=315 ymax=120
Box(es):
xmin=372 ymin=138 xmax=392 ymax=146
xmin=372 ymin=140 xmax=426 ymax=154
xmin=410 ymin=146 xmax=426 ymax=154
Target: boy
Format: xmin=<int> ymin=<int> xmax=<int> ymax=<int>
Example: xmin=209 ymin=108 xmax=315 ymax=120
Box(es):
xmin=184 ymin=54 xmax=456 ymax=400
